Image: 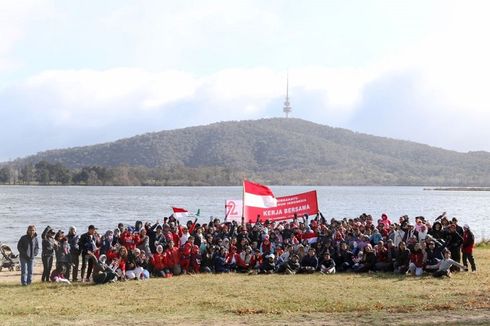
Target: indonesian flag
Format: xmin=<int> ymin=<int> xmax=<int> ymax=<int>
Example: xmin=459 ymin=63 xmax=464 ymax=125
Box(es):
xmin=243 ymin=180 xmax=277 ymax=208
xmin=172 ymin=207 xmax=189 ymax=219
xmin=302 ymin=231 xmax=318 ymax=244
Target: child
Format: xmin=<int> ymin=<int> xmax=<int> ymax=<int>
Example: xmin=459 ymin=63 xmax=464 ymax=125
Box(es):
xmin=50 ymin=265 xmax=71 ymax=284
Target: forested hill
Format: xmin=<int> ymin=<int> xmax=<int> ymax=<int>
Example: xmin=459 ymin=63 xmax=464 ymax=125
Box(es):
xmin=6 ymin=118 xmax=490 ymax=186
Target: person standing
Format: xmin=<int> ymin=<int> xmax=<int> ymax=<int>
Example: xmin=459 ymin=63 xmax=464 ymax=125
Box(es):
xmin=17 ymin=225 xmax=39 ymax=286
xmin=41 ymin=226 xmax=57 ymax=282
xmin=445 ymin=224 xmax=463 ymax=269
xmin=79 ymin=225 xmax=98 ymax=282
xmin=462 ymin=224 xmax=477 ymax=272
xmin=67 ymin=226 xmax=80 ymax=281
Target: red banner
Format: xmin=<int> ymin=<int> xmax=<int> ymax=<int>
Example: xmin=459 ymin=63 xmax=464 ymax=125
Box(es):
xmin=244 ymin=190 xmax=318 ymax=223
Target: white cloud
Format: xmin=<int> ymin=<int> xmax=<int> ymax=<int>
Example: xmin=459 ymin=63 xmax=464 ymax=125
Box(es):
xmin=24 ymin=68 xmax=199 ymax=111
xmin=1 ymin=0 xmax=490 ymax=160
xmin=0 ymin=1 xmax=55 ymax=71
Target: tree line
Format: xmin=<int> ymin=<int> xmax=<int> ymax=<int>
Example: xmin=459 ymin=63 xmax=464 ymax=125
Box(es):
xmin=0 ymin=161 xmax=242 ymax=186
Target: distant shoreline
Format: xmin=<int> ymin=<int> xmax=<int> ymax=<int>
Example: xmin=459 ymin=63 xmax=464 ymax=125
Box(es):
xmin=424 ymin=187 xmax=490 ymax=191
xmin=2 ymin=184 xmax=490 ymax=189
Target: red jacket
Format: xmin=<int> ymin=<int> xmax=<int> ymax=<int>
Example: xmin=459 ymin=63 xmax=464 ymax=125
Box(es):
xmin=106 ymin=249 xmax=119 ymax=263
xmin=171 ymin=232 xmax=180 ymax=247
xmin=462 ymin=231 xmax=475 ymax=254
xmin=151 ymin=252 xmax=167 ymax=271
xmin=181 ymin=242 xmax=193 ymax=258
xmin=120 ymin=231 xmax=139 ymax=251
xmin=166 ymin=247 xmax=181 ymax=267
xmin=237 ymin=253 xmax=253 ymax=269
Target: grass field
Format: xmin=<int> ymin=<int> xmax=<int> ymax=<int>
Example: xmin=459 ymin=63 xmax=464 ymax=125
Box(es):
xmin=0 ymin=248 xmax=488 ymax=325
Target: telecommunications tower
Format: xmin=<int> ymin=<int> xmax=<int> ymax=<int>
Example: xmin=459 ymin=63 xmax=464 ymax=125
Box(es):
xmin=283 ymin=73 xmax=292 ymax=118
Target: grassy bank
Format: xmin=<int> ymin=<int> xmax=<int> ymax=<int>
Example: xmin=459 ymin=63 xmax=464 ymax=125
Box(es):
xmin=0 ymin=249 xmax=488 ymax=326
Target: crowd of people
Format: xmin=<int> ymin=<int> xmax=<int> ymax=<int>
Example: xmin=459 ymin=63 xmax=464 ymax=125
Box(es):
xmin=16 ymin=211 xmax=477 ymax=286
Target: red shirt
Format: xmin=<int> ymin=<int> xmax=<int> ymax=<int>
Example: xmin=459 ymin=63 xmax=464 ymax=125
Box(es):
xmin=410 ymin=251 xmax=424 ymax=268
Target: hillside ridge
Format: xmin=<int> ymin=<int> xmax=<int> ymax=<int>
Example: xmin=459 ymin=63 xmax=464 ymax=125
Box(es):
xmin=4 ymin=118 xmax=490 ymax=186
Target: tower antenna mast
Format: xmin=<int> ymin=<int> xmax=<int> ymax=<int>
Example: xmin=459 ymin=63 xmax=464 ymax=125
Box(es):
xmin=283 ymin=72 xmax=292 ymax=118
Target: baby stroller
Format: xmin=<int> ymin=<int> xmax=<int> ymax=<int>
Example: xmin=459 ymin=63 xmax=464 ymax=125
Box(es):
xmin=0 ymin=244 xmax=20 ymax=272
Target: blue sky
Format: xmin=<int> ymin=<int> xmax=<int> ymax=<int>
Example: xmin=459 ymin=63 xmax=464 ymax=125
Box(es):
xmin=1 ymin=0 xmax=489 ymax=161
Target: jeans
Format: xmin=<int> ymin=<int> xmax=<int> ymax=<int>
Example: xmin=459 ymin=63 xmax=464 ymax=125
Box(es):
xmin=42 ymin=255 xmax=54 ymax=282
xmin=20 ymin=257 xmax=35 ymax=285
xmin=80 ymin=254 xmax=94 ymax=281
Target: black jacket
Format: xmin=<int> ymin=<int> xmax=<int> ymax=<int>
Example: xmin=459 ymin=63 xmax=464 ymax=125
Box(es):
xmin=17 ymin=233 xmax=39 ymax=260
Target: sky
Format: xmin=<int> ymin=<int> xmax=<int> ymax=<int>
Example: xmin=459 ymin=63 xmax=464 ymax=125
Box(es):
xmin=1 ymin=0 xmax=490 ymax=161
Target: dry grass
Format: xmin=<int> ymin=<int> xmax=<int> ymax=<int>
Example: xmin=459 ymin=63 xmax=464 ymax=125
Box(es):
xmin=0 ymin=249 xmax=488 ymax=325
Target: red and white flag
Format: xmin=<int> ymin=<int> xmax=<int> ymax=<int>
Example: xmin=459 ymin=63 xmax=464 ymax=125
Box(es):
xmin=243 ymin=180 xmax=277 ymax=208
xmin=172 ymin=207 xmax=189 ymax=219
xmin=302 ymin=231 xmax=319 ymax=244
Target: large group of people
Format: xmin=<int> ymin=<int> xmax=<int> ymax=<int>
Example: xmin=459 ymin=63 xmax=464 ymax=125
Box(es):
xmin=16 ymin=211 xmax=477 ymax=286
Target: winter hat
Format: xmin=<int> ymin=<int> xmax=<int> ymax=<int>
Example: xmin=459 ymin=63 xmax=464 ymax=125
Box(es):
xmin=464 ymin=224 xmax=470 ymax=229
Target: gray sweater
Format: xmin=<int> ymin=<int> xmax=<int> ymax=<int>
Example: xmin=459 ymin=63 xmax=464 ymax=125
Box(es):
xmin=437 ymin=258 xmax=466 ymax=272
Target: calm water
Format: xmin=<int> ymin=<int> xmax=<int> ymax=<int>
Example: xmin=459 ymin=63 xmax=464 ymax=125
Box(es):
xmin=1 ymin=186 xmax=489 ymax=248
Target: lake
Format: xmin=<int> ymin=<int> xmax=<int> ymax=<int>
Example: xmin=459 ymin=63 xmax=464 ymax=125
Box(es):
xmin=1 ymin=186 xmax=489 ymax=248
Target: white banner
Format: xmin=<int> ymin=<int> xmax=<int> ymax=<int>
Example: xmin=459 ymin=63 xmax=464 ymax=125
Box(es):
xmin=225 ymin=199 xmax=243 ymax=222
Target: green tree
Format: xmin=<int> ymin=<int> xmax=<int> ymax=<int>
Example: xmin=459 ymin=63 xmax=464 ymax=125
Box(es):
xmin=34 ymin=161 xmax=51 ymax=184
xmin=0 ymin=167 xmax=10 ymax=184
xmin=20 ymin=164 xmax=34 ymax=184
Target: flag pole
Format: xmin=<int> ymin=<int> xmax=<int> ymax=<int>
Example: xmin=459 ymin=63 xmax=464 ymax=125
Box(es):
xmin=241 ymin=177 xmax=246 ymax=226
xmin=224 ymin=200 xmax=229 ymax=222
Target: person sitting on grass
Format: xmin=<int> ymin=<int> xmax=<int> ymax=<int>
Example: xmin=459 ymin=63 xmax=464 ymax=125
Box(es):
xmin=92 ymin=254 xmax=117 ymax=284
xmin=150 ymin=245 xmax=168 ymax=277
xmin=189 ymin=244 xmax=201 ymax=273
xmin=225 ymin=245 xmax=239 ymax=272
xmin=260 ymin=254 xmax=275 ymax=274
xmin=408 ymin=243 xmax=425 ymax=277
xmin=115 ymin=246 xmax=128 ymax=280
xmin=300 ymin=247 xmax=318 ymax=273
xmin=335 ymin=241 xmax=353 ymax=272
xmin=237 ymin=245 xmax=254 ymax=273
xmin=374 ymin=241 xmax=391 ymax=272
xmin=431 ymin=249 xmax=468 ymax=278
xmin=354 ymin=244 xmax=376 ymax=273
xmin=136 ymin=250 xmax=151 ymax=280
xmin=213 ymin=247 xmax=230 ymax=273
xmin=50 ymin=265 xmax=71 ymax=284
xmin=277 ymin=254 xmax=300 ymax=274
xmin=394 ymin=241 xmax=410 ymax=274
xmin=137 ymin=228 xmax=151 ymax=257
xmin=125 ymin=248 xmax=145 ymax=280
xmin=166 ymin=240 xmax=182 ymax=276
xmin=318 ymin=251 xmax=336 ymax=274
xmin=180 ymin=236 xmax=194 ymax=274
xmin=200 ymin=245 xmax=214 ymax=273
xmin=424 ymin=241 xmax=439 ymax=273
